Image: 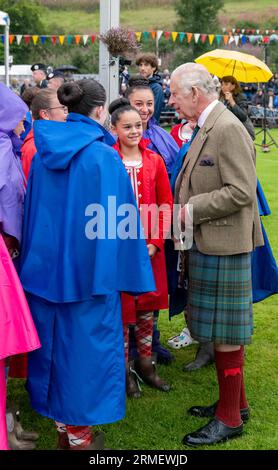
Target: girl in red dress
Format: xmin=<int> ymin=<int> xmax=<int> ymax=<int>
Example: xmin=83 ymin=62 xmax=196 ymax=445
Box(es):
xmin=109 ymin=98 xmax=173 ymax=398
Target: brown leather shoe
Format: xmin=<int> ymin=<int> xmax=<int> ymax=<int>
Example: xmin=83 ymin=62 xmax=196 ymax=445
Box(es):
xmin=126 ymin=361 xmax=141 ymax=398
xmin=135 ymin=357 xmax=171 ymax=392
xmin=8 ymin=430 xmax=36 ymax=450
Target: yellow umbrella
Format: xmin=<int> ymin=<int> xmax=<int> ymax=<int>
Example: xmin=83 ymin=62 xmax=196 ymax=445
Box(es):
xmin=195 ymin=48 xmax=273 ymax=83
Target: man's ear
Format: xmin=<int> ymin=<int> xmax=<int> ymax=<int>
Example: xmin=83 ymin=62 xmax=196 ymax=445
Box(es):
xmin=192 ymin=86 xmax=198 ymax=102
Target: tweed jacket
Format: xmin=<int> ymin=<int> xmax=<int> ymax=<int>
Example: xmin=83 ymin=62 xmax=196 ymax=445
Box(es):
xmin=175 ymin=102 xmax=263 ymax=255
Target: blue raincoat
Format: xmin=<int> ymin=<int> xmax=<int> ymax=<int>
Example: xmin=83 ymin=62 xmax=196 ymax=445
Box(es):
xmin=20 ymin=113 xmax=155 ymax=425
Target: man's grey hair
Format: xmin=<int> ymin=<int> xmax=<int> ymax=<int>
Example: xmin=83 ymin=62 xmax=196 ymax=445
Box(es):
xmin=172 ymin=63 xmax=218 ymax=99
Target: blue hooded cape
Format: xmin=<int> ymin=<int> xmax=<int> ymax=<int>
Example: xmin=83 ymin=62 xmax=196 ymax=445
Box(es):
xmin=20 ymin=113 xmax=155 ymax=425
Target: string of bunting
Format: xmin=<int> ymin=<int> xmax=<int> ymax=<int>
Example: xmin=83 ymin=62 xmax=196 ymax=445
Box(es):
xmin=1 ymin=31 xmax=278 ymax=46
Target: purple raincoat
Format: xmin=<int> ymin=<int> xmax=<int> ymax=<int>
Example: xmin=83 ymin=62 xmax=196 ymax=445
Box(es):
xmin=0 ymin=83 xmax=28 ymax=243
xmin=142 ymin=117 xmax=179 ymax=175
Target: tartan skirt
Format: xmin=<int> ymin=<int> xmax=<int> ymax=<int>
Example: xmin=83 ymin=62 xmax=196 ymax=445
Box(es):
xmin=187 ymin=245 xmax=253 ymax=345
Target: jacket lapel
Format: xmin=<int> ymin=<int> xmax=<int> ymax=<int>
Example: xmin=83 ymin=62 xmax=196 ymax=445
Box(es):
xmin=174 ymin=102 xmax=226 ymax=204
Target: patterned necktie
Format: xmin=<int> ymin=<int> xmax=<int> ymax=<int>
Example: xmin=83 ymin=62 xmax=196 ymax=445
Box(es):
xmin=190 ymin=124 xmax=200 ymax=142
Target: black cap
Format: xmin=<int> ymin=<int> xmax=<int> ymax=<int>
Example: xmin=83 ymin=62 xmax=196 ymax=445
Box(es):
xmin=46 ymin=70 xmax=65 ymax=80
xmin=31 ymin=63 xmax=47 ymax=72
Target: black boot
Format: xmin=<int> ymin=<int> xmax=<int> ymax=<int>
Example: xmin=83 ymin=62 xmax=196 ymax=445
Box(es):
xmin=135 ymin=356 xmax=171 ymax=392
xmin=183 ymin=342 xmax=214 ymax=371
xmin=126 ymin=361 xmax=141 ymax=398
xmin=152 ymin=327 xmax=174 ymax=365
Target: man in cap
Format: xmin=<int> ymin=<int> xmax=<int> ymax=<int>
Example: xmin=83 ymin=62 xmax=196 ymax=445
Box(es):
xmin=46 ymin=70 xmax=65 ymax=91
xmin=31 ymin=64 xmax=48 ymax=89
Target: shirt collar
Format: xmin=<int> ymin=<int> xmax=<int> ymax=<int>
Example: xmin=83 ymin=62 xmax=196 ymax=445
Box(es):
xmin=198 ymin=99 xmax=219 ymax=128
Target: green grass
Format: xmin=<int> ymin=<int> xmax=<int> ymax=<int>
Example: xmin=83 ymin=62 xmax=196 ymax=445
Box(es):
xmin=8 ymin=128 xmax=278 ymax=450
xmin=40 ymin=0 xmax=278 ymax=34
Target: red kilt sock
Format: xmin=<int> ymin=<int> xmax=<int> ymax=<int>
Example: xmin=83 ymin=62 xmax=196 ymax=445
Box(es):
xmin=215 ymin=348 xmax=244 ymax=427
xmin=135 ymin=311 xmax=153 ymax=358
xmin=65 ymin=425 xmax=92 ymax=449
xmin=240 ymin=346 xmax=248 ymax=410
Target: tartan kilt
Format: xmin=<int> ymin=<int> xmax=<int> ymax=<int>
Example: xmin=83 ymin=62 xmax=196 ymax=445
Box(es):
xmin=187 ymin=245 xmax=253 ymax=345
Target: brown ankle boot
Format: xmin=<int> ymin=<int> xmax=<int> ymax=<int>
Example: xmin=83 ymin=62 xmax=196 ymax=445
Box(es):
xmin=126 ymin=361 xmax=141 ymax=398
xmin=57 ymin=431 xmax=70 ymax=450
xmin=135 ymin=356 xmax=171 ymax=392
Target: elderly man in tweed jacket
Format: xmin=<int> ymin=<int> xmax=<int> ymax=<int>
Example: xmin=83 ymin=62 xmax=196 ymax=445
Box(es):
xmin=169 ymin=63 xmax=263 ymax=446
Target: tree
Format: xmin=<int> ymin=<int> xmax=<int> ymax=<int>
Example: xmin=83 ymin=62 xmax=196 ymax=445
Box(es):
xmin=174 ymin=0 xmax=224 ymax=61
xmin=0 ymin=0 xmax=45 ymax=64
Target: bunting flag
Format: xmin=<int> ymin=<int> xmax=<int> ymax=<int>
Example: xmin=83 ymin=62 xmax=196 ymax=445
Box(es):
xmin=234 ymin=35 xmax=240 ymax=46
xmin=208 ymin=34 xmax=214 ymax=45
xmin=179 ymin=32 xmax=185 ymax=42
xmin=194 ymin=33 xmax=200 ymax=43
xmin=4 ymin=31 xmax=277 ymax=48
xmin=186 ymin=32 xmax=193 ymax=43
xmin=157 ymin=30 xmax=163 ymax=41
xmin=216 ymin=35 xmax=222 ymax=45
xmin=16 ymin=35 xmax=22 ymax=45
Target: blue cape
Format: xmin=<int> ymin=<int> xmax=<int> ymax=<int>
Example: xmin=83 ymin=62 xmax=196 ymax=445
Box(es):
xmin=20 ymin=113 xmax=155 ymax=303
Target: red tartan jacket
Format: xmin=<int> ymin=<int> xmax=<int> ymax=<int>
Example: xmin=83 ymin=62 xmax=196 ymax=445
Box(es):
xmin=113 ymin=139 xmax=173 ymax=324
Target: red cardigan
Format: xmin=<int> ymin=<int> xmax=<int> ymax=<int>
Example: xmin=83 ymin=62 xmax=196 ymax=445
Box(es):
xmin=114 ymin=139 xmax=173 ymax=324
xmin=21 ymin=129 xmax=36 ymax=180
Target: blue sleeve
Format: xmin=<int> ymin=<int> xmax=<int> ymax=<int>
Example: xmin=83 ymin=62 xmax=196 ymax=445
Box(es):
xmin=151 ymin=83 xmax=164 ymax=122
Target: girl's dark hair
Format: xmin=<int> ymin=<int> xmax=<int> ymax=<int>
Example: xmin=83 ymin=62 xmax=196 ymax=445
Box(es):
xmin=21 ymin=87 xmax=40 ymax=109
xmin=57 ymin=79 xmax=106 ymax=116
xmin=31 ymin=88 xmax=58 ymax=120
xmin=220 ymin=75 xmax=242 ymax=97
xmin=108 ymin=97 xmax=140 ymax=126
xmin=125 ymin=75 xmax=154 ymax=99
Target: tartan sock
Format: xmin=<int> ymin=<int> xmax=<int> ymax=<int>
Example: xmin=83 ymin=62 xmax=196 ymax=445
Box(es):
xmin=135 ymin=311 xmax=153 ymax=358
xmin=55 ymin=421 xmax=67 ymax=434
xmin=215 ymin=348 xmax=243 ymax=427
xmin=240 ymin=347 xmax=249 ymax=410
xmin=65 ymin=425 xmax=92 ymax=449
xmin=123 ymin=324 xmax=129 ymax=363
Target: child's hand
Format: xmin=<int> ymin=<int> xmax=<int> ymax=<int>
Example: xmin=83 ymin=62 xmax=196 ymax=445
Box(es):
xmin=147 ymin=244 xmax=157 ymax=259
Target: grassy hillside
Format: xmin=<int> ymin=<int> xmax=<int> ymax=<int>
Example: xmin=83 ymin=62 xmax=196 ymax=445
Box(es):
xmin=40 ymin=0 xmax=278 ymax=33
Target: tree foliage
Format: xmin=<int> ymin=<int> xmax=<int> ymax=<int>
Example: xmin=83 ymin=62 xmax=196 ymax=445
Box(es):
xmin=0 ymin=0 xmax=45 ymax=64
xmin=174 ymin=0 xmax=224 ymax=61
